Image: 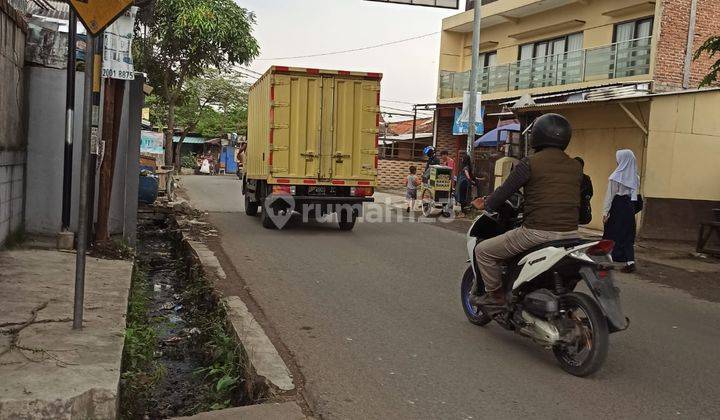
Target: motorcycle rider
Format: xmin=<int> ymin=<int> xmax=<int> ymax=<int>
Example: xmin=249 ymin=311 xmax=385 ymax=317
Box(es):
xmin=470 ymin=113 xmax=582 ymax=313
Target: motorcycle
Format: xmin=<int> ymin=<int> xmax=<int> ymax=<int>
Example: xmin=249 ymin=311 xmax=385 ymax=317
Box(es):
xmin=460 ymin=194 xmax=629 ymax=376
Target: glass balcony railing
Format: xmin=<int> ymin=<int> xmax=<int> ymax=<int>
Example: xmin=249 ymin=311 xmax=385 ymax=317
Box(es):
xmin=439 ymin=37 xmax=652 ymax=99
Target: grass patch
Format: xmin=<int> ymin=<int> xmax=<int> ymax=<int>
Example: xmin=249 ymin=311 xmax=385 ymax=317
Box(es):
xmin=119 ymin=265 xmax=165 ymax=419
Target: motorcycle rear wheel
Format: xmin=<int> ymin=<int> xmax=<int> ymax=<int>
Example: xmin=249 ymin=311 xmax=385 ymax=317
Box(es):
xmin=552 ymin=292 xmax=609 ymax=377
xmin=460 ymin=266 xmax=491 ymax=326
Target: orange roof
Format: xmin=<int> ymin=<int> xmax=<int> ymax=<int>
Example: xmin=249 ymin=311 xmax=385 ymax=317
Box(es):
xmin=385 ymin=118 xmax=434 ymax=136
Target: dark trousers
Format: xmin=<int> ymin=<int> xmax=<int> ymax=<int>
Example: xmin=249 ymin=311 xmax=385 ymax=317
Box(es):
xmin=603 ymin=195 xmax=636 ymax=263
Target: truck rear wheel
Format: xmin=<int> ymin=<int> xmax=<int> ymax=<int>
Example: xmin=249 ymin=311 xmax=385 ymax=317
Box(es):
xmin=338 ymin=209 xmax=357 ymax=231
xmin=260 ymin=205 xmax=277 ymax=229
xmin=245 ymin=195 xmax=259 ymax=216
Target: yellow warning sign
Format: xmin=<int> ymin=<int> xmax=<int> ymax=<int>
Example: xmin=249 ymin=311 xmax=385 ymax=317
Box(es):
xmin=69 ymin=0 xmax=134 ymax=35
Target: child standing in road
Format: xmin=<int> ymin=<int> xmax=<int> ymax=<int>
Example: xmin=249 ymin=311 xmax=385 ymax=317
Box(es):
xmin=406 ymin=166 xmax=421 ymax=212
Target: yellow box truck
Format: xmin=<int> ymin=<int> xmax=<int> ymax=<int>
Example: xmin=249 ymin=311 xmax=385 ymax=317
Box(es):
xmin=243 ymin=66 xmax=382 ymax=230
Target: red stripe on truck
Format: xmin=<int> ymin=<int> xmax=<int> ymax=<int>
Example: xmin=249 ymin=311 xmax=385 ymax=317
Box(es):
xmin=338 ymin=70 xmax=351 ymax=76
xmin=367 ymin=72 xmax=381 ymax=79
xmin=307 ymin=68 xmax=320 ymax=75
xmin=358 ymin=181 xmax=371 ymax=186
xmin=303 ymin=179 xmax=317 ymax=184
xmin=275 ymin=66 xmax=290 ymax=72
xmin=331 ymin=180 xmax=346 ymax=185
xmin=276 ymin=179 xmax=291 ymax=184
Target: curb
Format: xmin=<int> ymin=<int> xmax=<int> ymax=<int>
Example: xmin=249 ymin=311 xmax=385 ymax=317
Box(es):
xmin=177 ymin=226 xmax=296 ymax=393
xmin=172 ymin=401 xmax=306 ymax=420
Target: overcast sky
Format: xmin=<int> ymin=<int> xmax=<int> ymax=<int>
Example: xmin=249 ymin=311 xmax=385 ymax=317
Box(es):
xmin=237 ymin=0 xmax=457 ymax=118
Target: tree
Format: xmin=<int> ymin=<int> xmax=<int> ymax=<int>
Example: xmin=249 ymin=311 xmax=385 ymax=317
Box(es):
xmin=694 ymin=36 xmax=720 ymax=87
xmin=135 ymin=0 xmax=259 ymax=167
xmin=171 ymin=70 xmax=250 ymax=167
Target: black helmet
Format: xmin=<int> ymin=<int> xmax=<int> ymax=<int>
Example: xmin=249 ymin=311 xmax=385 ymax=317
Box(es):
xmin=530 ymin=113 xmax=572 ymax=151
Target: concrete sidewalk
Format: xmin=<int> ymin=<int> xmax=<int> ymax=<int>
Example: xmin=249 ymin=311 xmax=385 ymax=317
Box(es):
xmin=0 ymin=249 xmax=133 ymax=419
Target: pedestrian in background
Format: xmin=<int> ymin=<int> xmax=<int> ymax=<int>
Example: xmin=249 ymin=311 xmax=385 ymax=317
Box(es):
xmin=575 ymin=157 xmax=594 ymax=225
xmin=405 ymin=165 xmax=420 ymax=213
xmin=602 ymin=149 xmax=641 ymax=273
xmin=440 ymin=150 xmax=456 ymax=173
xmin=455 ymin=154 xmax=476 ymax=218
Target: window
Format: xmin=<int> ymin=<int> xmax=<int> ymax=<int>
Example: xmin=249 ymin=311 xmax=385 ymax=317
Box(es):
xmin=614 ymin=17 xmax=653 ymax=77
xmin=516 ymin=33 xmax=584 ymax=88
xmin=480 ymin=51 xmax=497 ymax=68
xmin=518 ymin=32 xmax=584 ymax=60
xmin=614 ymin=17 xmax=653 ymax=43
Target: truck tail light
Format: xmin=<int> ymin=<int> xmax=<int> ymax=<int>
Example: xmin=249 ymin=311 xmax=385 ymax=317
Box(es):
xmin=587 ymin=240 xmax=614 ymax=256
xmin=351 ymin=187 xmax=373 ymax=197
xmin=272 ymin=185 xmax=295 ymax=195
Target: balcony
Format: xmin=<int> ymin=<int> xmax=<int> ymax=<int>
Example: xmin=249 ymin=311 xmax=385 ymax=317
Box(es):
xmin=439 ymin=37 xmax=652 ymax=100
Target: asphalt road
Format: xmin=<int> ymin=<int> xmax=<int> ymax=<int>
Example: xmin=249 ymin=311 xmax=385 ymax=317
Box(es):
xmin=181 ymin=175 xmax=720 ymax=419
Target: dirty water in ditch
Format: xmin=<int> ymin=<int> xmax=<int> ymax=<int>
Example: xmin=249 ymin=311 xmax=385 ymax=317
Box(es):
xmin=119 ymin=211 xmax=258 ymax=419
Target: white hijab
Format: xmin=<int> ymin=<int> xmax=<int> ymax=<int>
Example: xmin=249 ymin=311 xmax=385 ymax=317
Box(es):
xmin=609 ymin=149 xmax=639 ymax=200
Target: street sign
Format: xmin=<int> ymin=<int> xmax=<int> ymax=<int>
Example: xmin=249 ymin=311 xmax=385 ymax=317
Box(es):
xmin=68 ymin=0 xmax=134 ymax=35
xmin=365 ymin=0 xmax=459 ymax=9
xmin=102 ymin=7 xmax=138 ymax=80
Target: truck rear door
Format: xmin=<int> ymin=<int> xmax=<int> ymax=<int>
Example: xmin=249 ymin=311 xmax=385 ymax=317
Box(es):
xmin=272 ymin=70 xmax=379 ymax=182
xmin=273 ymin=73 xmax=322 ymax=179
xmin=330 ymin=77 xmax=380 ymax=181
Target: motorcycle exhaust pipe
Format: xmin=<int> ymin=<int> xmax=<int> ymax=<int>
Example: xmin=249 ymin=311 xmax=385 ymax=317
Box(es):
xmin=518 ymin=311 xmax=561 ymax=347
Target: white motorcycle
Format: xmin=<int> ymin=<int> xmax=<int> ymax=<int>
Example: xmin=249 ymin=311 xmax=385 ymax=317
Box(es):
xmin=461 ymin=194 xmax=629 ymax=376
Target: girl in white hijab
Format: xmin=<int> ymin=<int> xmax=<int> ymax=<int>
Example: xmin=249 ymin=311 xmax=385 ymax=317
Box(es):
xmin=602 ymin=149 xmax=641 ymax=272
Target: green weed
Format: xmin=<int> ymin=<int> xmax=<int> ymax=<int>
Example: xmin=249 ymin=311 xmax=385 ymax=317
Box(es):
xmin=119 ymin=266 xmax=164 ymax=419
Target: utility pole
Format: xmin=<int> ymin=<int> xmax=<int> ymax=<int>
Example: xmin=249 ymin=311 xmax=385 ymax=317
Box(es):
xmin=411 ymin=106 xmax=418 ymax=160
xmin=73 ymin=34 xmax=96 ymax=330
xmin=466 ymin=0 xmax=482 ymax=155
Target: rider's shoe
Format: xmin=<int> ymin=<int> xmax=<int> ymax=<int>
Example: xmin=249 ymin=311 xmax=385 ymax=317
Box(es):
xmin=470 ymin=290 xmax=507 ymax=316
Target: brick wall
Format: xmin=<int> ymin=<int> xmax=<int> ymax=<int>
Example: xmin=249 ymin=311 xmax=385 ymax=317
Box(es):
xmin=378 ymin=159 xmax=426 ymax=189
xmin=654 ymin=0 xmax=720 ymax=92
xmin=435 ymin=113 xmax=465 ymax=164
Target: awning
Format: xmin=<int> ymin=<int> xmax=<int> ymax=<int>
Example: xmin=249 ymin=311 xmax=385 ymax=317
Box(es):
xmin=508 ymin=83 xmax=651 ymax=112
xmin=173 ymin=136 xmax=205 ymax=144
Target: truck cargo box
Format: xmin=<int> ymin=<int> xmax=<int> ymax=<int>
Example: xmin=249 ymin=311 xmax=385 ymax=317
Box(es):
xmin=246 ymin=66 xmax=382 ymax=186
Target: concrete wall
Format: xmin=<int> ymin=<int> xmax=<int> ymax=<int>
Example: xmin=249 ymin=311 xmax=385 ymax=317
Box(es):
xmin=24 ymin=66 xmax=142 ymax=243
xmin=561 ymin=102 xmax=649 ymax=231
xmin=0 ymin=2 xmax=27 ymax=246
xmin=641 ymin=90 xmax=720 ymax=239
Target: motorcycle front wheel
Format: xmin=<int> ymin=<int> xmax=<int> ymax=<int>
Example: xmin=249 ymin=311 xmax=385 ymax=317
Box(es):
xmin=552 ymin=292 xmax=609 ymax=377
xmin=460 ymin=266 xmax=491 ymax=326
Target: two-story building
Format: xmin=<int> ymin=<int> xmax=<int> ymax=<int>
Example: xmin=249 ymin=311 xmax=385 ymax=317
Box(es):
xmin=434 ymin=0 xmax=720 ymax=240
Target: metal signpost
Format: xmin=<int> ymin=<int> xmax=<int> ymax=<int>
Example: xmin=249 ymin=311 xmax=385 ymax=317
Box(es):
xmin=68 ymin=0 xmax=135 ymax=330
xmin=62 ymin=10 xmax=77 ymax=232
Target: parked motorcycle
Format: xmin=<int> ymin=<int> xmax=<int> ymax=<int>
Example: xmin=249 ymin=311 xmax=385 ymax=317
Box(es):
xmin=460 ymin=194 xmax=629 ymax=376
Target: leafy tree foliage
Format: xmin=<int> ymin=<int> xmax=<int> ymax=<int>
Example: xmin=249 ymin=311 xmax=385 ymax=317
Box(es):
xmin=135 ymin=0 xmax=259 ymax=166
xmin=170 ymin=70 xmax=250 ymax=167
xmin=694 ymin=35 xmax=720 ymax=87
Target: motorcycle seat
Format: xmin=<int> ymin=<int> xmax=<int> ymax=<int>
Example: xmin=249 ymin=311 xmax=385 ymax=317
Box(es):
xmin=508 ymin=238 xmax=595 ymax=266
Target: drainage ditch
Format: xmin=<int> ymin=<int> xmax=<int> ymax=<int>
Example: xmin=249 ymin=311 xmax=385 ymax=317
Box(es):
xmin=119 ymin=210 xmax=267 ymax=419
